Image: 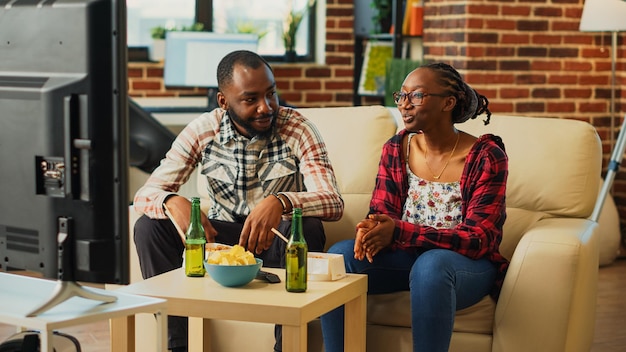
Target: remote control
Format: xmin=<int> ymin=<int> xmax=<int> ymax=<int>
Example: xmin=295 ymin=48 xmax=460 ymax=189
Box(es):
xmin=256 ymin=270 xmax=281 ymax=283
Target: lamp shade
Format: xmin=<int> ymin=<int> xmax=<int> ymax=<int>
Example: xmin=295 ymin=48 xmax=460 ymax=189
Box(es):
xmin=580 ymin=0 xmax=626 ymax=31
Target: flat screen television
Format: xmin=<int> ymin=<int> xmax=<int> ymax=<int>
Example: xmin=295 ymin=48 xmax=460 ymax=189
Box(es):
xmin=0 ymin=0 xmax=129 ymax=315
xmin=163 ymin=31 xmax=259 ymax=111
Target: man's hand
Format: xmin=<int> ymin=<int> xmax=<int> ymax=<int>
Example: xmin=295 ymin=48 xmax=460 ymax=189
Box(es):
xmin=239 ymin=195 xmax=284 ymax=254
xmin=163 ymin=195 xmax=217 ymax=243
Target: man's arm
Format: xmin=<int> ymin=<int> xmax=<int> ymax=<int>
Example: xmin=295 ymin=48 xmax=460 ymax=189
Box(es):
xmin=164 ymin=195 xmax=217 ymax=243
xmin=278 ymin=112 xmax=344 ymax=221
xmin=133 ymin=111 xmax=220 ymax=219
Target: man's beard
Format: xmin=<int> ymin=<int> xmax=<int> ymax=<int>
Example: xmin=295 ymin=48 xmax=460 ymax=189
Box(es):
xmin=228 ymin=108 xmax=276 ymax=139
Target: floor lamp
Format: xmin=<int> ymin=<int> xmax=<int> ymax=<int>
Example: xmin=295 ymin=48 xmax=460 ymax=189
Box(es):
xmin=579 ymin=0 xmax=626 ymax=222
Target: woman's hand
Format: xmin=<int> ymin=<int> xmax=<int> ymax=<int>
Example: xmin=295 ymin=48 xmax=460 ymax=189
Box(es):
xmin=354 ymin=219 xmax=375 ymax=261
xmin=354 ymin=214 xmax=394 ymax=263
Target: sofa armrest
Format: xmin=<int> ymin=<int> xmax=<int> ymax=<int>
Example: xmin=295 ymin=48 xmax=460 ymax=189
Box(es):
xmin=493 ymin=217 xmax=598 ymax=352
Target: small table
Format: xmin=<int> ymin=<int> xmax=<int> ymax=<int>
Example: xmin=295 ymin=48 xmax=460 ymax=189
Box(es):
xmin=112 ymin=267 xmax=367 ymax=352
xmin=0 ymin=272 xmax=167 ymax=352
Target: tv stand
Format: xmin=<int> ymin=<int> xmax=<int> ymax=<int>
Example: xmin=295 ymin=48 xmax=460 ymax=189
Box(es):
xmin=26 ymin=217 xmax=118 ymax=317
xmin=27 ymin=280 xmax=117 ymax=317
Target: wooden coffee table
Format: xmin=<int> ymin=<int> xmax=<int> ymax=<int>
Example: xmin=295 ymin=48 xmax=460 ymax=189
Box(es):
xmin=111 ymin=267 xmax=367 ymax=352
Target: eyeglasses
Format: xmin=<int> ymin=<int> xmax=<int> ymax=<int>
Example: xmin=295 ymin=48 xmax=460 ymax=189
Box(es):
xmin=392 ymin=91 xmax=450 ymax=106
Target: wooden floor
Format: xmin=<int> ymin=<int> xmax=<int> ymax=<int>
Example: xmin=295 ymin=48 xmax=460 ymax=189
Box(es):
xmin=2 ymin=259 xmax=626 ymax=351
xmin=590 ymin=257 xmax=626 ymax=351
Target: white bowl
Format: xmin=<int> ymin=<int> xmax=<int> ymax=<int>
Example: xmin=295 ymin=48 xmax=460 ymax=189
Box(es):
xmin=205 ymin=243 xmax=232 ymax=256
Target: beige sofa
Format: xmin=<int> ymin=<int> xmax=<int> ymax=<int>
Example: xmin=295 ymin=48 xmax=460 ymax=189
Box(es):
xmin=124 ymin=105 xmax=616 ymax=351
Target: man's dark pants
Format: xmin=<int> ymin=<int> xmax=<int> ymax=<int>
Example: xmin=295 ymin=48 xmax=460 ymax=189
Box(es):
xmin=133 ymin=215 xmax=326 ymax=351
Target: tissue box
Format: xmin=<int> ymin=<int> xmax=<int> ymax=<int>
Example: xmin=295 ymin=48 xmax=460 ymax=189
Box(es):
xmin=307 ymin=252 xmax=346 ymax=281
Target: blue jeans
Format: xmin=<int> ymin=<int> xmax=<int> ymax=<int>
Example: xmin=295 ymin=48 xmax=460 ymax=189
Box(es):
xmin=319 ymin=240 xmax=496 ymax=352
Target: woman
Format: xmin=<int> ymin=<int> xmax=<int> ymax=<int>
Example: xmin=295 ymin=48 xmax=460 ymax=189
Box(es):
xmin=320 ymin=62 xmax=509 ymax=352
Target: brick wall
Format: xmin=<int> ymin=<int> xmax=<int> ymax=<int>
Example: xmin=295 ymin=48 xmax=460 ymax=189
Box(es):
xmin=423 ymin=0 xmax=626 ymax=229
xmin=128 ymin=0 xmax=626 ymax=229
xmin=424 ymin=0 xmax=623 ymax=128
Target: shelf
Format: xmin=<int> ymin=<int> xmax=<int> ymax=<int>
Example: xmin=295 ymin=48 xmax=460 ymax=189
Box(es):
xmin=353 ymin=0 xmax=423 ymax=105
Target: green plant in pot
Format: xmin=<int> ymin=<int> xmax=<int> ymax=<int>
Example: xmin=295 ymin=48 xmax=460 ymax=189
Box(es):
xmin=150 ymin=25 xmax=169 ymax=40
xmin=282 ymin=0 xmax=315 ymax=62
xmin=149 ymin=25 xmax=171 ymax=61
xmin=179 ymin=22 xmax=205 ymax=32
xmin=150 ymin=22 xmax=205 ymax=40
xmin=235 ymin=21 xmax=269 ymax=40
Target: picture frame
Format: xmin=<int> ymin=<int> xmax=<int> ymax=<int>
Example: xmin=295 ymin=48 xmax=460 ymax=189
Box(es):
xmin=358 ymin=40 xmax=393 ymax=96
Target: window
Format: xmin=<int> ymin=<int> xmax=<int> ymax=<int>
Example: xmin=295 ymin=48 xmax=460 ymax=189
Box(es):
xmin=213 ymin=0 xmax=314 ymax=58
xmin=127 ymin=0 xmax=317 ymax=62
xmin=126 ymin=0 xmax=195 ymax=47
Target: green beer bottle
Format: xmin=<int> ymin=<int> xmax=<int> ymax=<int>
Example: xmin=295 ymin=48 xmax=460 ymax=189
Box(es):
xmin=286 ymin=208 xmax=307 ymax=292
xmin=185 ymin=197 xmax=206 ymax=277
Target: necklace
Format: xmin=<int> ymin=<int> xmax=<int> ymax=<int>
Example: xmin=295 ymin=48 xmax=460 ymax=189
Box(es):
xmin=423 ymin=132 xmax=460 ymax=180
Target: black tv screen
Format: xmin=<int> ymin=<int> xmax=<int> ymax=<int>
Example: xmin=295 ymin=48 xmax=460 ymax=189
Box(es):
xmin=0 ymin=0 xmax=129 ymax=285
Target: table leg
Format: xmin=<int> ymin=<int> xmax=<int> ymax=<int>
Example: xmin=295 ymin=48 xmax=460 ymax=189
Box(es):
xmin=188 ymin=317 xmax=211 ymax=352
xmin=110 ymin=315 xmax=135 ymax=352
xmin=344 ymin=292 xmax=367 ymax=352
xmin=282 ymin=324 xmax=307 ymax=351
xmin=41 ymin=329 xmax=52 ymax=352
xmin=155 ymin=310 xmax=168 ymax=352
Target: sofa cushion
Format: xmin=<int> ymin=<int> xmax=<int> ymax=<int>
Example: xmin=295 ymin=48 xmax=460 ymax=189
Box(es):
xmin=367 ymin=292 xmax=495 ymax=334
xmin=461 ymin=115 xmax=601 ymax=219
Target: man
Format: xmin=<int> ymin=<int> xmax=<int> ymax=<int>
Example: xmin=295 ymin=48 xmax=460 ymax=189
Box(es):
xmin=133 ymin=50 xmax=344 ymax=352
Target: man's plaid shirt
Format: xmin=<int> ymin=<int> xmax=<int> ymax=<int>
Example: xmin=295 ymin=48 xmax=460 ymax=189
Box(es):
xmin=134 ymin=107 xmax=343 ymax=222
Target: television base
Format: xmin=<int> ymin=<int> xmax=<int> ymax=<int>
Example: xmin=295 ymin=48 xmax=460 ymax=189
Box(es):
xmin=26 ymin=217 xmax=118 ymax=317
xmin=26 ymin=280 xmax=117 ymax=317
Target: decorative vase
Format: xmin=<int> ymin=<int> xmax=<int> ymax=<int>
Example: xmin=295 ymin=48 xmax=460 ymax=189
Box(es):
xmin=284 ymin=50 xmax=297 ymax=63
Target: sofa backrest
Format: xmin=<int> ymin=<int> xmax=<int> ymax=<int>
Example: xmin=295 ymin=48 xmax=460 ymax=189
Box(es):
xmin=297 ymin=106 xmax=398 ymax=249
xmin=461 ymin=115 xmax=601 ymax=259
xmin=461 ymin=115 xmax=601 ymax=217
xmin=307 ymin=107 xmax=602 ymax=260
xmin=389 ymin=109 xmax=602 ymax=260
xmin=387 ymin=109 xmax=602 ymax=220
xmin=196 ymin=106 xmax=602 ymax=259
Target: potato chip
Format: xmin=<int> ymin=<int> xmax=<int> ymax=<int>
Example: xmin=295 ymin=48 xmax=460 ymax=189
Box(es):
xmin=207 ymin=244 xmax=256 ymax=266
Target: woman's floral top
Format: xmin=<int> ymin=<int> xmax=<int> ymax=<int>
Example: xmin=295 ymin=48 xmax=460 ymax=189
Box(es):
xmin=403 ymin=172 xmax=462 ymax=229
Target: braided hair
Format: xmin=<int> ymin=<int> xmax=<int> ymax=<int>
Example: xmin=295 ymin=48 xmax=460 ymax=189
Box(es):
xmin=422 ymin=62 xmax=491 ymax=125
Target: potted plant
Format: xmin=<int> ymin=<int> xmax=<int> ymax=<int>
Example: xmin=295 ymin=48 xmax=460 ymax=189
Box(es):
xmin=236 ymin=21 xmax=269 ymax=40
xmin=179 ymin=23 xmax=205 ymax=32
xmin=150 ymin=22 xmax=205 ymax=40
xmin=282 ymin=0 xmax=315 ymax=62
xmin=149 ymin=25 xmax=172 ymax=62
